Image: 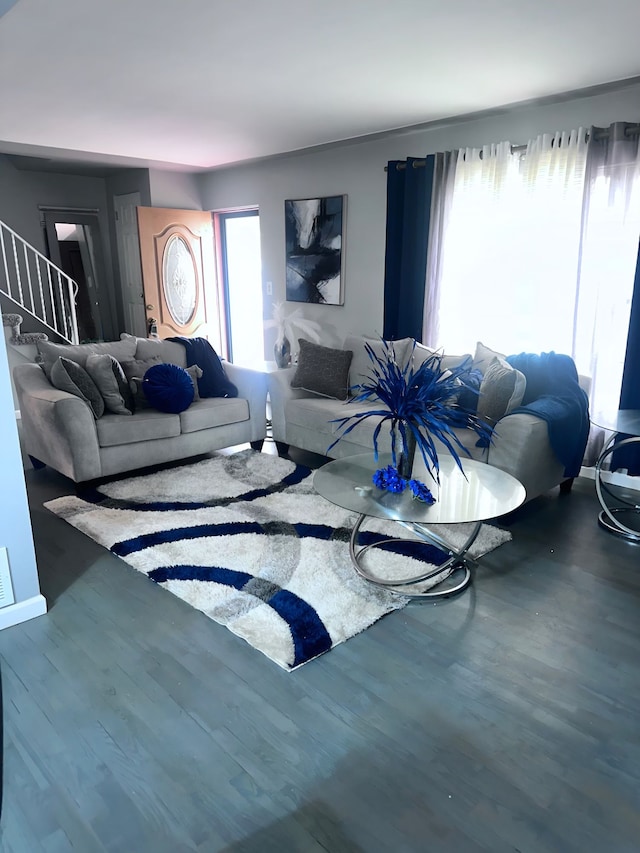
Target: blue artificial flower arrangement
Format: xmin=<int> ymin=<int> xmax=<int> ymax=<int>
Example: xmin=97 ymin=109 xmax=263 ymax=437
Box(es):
xmin=328 ymin=340 xmax=493 ymax=500
xmin=371 ymin=465 xmax=437 ymax=503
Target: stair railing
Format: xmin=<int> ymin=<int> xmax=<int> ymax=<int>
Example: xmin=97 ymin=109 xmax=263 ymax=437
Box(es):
xmin=0 ymin=219 xmax=79 ymax=344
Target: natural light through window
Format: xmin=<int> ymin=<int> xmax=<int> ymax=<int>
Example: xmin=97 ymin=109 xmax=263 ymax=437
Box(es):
xmin=436 ymin=131 xmax=640 ymax=416
xmin=224 ymin=215 xmax=264 ymax=369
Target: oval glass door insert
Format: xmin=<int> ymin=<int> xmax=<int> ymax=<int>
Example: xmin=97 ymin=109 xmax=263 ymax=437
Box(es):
xmin=162 ymin=235 xmax=197 ymax=326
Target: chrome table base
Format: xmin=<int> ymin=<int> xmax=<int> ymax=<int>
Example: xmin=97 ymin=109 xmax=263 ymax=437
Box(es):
xmin=595 ymin=435 xmax=640 ymax=543
xmin=349 ymin=514 xmax=482 ymax=599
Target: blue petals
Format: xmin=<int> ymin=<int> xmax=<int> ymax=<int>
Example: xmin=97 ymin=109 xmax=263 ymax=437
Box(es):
xmin=373 ymin=466 xmax=434 ymax=502
xmin=408 ymin=479 xmax=436 ymax=504
xmin=373 ymin=465 xmax=406 ymax=493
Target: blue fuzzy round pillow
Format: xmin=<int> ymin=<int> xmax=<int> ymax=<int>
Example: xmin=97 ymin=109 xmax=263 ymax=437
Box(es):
xmin=142 ymin=363 xmax=195 ymax=413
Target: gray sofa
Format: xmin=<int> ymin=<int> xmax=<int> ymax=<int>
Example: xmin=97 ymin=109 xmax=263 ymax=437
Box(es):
xmin=14 ymin=335 xmax=267 ymax=482
xmin=268 ymin=335 xmax=589 ymax=502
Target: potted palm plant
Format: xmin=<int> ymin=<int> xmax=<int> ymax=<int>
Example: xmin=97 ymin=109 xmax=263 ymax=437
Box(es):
xmin=329 ymin=340 xmax=492 ymax=503
xmin=264 ymin=301 xmax=323 ymax=367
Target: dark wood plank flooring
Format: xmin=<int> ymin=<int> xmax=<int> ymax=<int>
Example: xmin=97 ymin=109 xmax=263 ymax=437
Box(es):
xmin=1 ymin=441 xmax=639 ymax=852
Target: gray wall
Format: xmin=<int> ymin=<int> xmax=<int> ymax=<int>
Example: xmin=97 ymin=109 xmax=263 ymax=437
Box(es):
xmin=0 ymin=155 xmax=118 ymax=338
xmin=1 ymin=159 xmax=206 ymax=342
xmin=199 ymin=79 xmax=640 ymax=349
xmin=148 ymin=169 xmax=203 ymax=210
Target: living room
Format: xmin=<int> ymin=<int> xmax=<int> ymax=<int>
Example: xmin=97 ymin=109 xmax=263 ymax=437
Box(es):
xmin=1 ymin=1 xmax=640 ymax=850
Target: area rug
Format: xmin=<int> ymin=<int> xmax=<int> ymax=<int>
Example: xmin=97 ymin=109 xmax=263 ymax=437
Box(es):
xmin=44 ymin=450 xmax=511 ymax=670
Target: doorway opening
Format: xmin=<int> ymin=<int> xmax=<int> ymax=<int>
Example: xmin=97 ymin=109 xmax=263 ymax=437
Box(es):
xmin=217 ymin=210 xmax=264 ymax=367
xmin=42 ymin=209 xmax=113 ymax=342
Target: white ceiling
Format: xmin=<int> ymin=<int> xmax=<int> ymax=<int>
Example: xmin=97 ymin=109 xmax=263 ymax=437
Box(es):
xmin=1 ymin=0 xmax=640 ymax=172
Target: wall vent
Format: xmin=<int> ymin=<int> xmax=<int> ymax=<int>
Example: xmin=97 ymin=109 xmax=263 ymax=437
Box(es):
xmin=0 ymin=548 xmax=16 ymax=608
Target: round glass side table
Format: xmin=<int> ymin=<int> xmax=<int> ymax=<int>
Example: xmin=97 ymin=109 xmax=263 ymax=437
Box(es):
xmin=314 ymin=452 xmax=525 ymax=599
xmin=592 ymin=410 xmax=640 ymax=542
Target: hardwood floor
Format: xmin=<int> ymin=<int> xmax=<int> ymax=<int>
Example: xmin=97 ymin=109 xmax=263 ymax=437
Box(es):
xmin=1 ymin=442 xmax=639 ymax=852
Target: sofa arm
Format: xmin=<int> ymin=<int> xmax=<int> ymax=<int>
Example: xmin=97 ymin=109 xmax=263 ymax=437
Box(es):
xmin=14 ymin=363 xmax=102 ymax=481
xmin=224 ymin=363 xmax=268 ymax=442
xmin=266 ymin=367 xmax=310 ymax=442
xmin=487 ymin=412 xmax=564 ymax=501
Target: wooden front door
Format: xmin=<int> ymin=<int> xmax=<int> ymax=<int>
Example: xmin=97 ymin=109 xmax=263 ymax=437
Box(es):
xmin=137 ymin=207 xmax=221 ymax=348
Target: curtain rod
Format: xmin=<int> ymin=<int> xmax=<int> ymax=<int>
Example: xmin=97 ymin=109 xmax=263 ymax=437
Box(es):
xmin=386 ymin=123 xmax=640 ymax=170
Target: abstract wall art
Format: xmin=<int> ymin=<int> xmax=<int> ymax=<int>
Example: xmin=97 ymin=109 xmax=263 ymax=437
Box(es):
xmin=284 ymin=195 xmax=346 ymax=305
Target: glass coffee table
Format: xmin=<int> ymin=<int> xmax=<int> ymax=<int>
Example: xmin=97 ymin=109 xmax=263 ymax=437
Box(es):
xmin=591 ymin=410 xmax=640 ymax=542
xmin=314 ymin=452 xmax=525 ymax=599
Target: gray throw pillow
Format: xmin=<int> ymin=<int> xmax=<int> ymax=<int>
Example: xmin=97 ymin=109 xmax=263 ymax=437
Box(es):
xmin=36 ymin=338 xmax=137 ymax=379
xmin=473 ymin=341 xmax=506 ymax=375
xmin=85 ymin=353 xmax=135 ymax=415
xmin=413 ymin=342 xmax=473 ymax=373
xmin=50 ymin=356 xmax=105 ymax=418
xmin=477 ymin=358 xmax=526 ymax=424
xmin=119 ymin=333 xmax=187 ymax=367
xmin=345 ymin=335 xmax=413 ymax=394
xmin=186 ymin=364 xmax=203 ymax=401
xmin=291 ymin=339 xmax=353 ymax=400
xmin=120 ymin=357 xmax=163 ymax=409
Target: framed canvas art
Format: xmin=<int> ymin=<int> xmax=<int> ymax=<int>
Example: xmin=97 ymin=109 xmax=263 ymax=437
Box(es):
xmin=285 ymin=195 xmax=346 ymax=304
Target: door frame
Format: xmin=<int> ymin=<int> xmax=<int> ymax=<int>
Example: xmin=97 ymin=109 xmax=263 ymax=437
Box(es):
xmin=217 ymin=209 xmax=259 ymax=361
xmin=40 ymin=207 xmax=115 ymax=341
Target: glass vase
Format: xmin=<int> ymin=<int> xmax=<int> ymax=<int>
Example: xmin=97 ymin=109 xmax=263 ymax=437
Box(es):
xmin=274 ymin=334 xmax=291 ymax=368
xmin=398 ymin=429 xmax=416 ymax=480
xmin=399 ymin=428 xmax=439 ymax=502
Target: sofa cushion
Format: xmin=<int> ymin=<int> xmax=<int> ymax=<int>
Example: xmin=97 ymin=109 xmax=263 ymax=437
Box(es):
xmin=120 ymin=333 xmax=187 ymax=367
xmin=345 ymin=335 xmax=413 ymax=393
xmin=142 ymin=363 xmax=195 ymax=413
xmin=412 ymin=342 xmax=473 ymax=373
xmin=36 ymin=338 xmax=137 ymax=378
xmin=50 ymin=357 xmax=105 ymax=418
xmin=186 ymin=365 xmax=203 ymax=400
xmin=85 ymin=353 xmax=135 ymax=415
xmin=286 ymin=396 xmax=351 ymax=435
xmin=473 ymin=341 xmax=506 ymax=375
xmin=291 ymin=339 xmax=353 ymax=400
xmin=96 ymin=410 xmax=181 ymax=447
xmin=456 ymin=368 xmax=484 ymax=413
xmin=179 ymin=398 xmax=250 ymax=434
xmin=120 ymin=357 xmax=163 ymax=409
xmin=477 ymin=358 xmax=526 ymax=424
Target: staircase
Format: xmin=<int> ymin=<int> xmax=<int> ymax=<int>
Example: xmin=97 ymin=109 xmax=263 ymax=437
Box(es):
xmin=0 ymin=218 xmax=79 ymax=346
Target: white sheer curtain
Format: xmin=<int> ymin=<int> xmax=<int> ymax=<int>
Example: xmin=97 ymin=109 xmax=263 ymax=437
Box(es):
xmin=422 ymin=151 xmax=456 ymax=347
xmin=437 ymin=131 xmax=587 ymax=357
xmin=434 ymin=125 xmax=640 ymax=416
xmin=574 ymin=124 xmax=640 ymax=418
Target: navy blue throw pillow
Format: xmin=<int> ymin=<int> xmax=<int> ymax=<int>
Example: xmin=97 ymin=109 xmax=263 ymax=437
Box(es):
xmin=167 ymin=336 xmax=238 ymax=398
xmin=457 ymin=368 xmax=483 ymax=413
xmin=142 ymin=363 xmax=195 ymax=413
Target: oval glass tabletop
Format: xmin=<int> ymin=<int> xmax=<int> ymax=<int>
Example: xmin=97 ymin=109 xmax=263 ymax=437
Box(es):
xmin=314 ymin=452 xmax=525 ymax=525
xmin=591 ymin=410 xmax=640 ymax=436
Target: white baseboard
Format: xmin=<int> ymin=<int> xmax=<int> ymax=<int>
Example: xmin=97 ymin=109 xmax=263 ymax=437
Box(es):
xmin=579 ymin=466 xmax=640 ymax=491
xmin=0 ymin=594 xmax=47 ymax=630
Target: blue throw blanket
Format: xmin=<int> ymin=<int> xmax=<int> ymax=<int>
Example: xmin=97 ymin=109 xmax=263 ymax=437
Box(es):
xmin=167 ymin=337 xmax=238 ymax=398
xmin=505 ymin=352 xmax=590 ymax=478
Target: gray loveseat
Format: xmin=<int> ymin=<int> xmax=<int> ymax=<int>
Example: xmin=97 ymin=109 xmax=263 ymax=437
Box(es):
xmin=14 ymin=335 xmax=267 ymax=483
xmin=268 ymin=335 xmax=590 ymax=503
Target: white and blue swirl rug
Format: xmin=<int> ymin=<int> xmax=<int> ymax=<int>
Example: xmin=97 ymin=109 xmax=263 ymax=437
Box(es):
xmin=44 ymin=449 xmax=511 ymax=670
